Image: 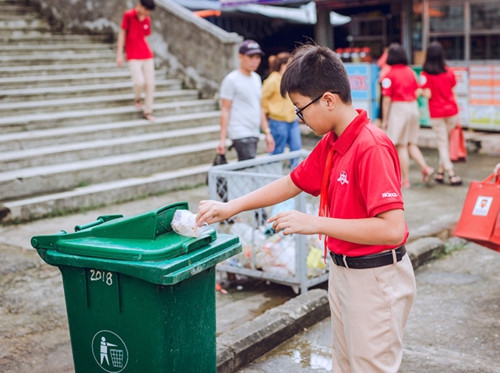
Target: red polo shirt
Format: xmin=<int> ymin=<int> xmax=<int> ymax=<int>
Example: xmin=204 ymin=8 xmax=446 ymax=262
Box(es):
xmin=381 ymin=64 xmax=418 ymax=102
xmin=290 ymin=110 xmax=408 ymax=256
xmin=420 ymin=68 xmax=459 ymax=118
xmin=121 ymin=8 xmax=153 ymax=60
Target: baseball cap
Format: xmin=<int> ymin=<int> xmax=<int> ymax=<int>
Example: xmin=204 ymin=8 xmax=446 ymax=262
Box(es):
xmin=239 ymin=39 xmax=264 ymax=56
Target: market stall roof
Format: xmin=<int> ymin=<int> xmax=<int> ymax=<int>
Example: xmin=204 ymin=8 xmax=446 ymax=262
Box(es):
xmin=173 ymin=0 xmax=351 ymax=26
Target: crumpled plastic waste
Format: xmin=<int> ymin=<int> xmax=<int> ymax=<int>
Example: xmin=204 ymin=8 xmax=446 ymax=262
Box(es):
xmin=171 ymin=209 xmax=210 ymax=238
xmin=307 ymin=245 xmax=327 ymax=277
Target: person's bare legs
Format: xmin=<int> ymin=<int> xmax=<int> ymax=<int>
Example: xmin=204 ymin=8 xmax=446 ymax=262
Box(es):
xmin=409 ymin=143 xmax=434 ymax=183
xmin=128 ymin=60 xmax=145 ymax=108
xmin=142 ymin=58 xmax=155 ymax=120
xmin=397 ymin=144 xmax=410 ymax=188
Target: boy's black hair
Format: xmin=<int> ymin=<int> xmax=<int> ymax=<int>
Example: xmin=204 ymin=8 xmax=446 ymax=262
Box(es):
xmin=386 ymin=43 xmax=408 ymax=66
xmin=422 ymin=41 xmax=447 ymax=75
xmin=140 ymin=0 xmax=155 ymax=10
xmin=280 ymin=43 xmax=351 ymax=104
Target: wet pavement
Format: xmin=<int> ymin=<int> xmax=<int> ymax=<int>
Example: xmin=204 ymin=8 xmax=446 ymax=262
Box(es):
xmin=1 ymin=129 xmax=500 ymax=372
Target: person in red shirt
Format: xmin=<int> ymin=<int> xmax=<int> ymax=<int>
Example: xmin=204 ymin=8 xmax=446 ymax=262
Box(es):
xmin=420 ymin=41 xmax=462 ymax=186
xmin=116 ymin=0 xmax=156 ymax=121
xmin=196 ymin=44 xmax=416 ymax=373
xmin=381 ymin=43 xmax=434 ymax=188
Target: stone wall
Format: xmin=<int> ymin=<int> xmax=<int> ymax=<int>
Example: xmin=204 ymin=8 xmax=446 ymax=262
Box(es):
xmin=29 ymin=0 xmax=242 ymax=98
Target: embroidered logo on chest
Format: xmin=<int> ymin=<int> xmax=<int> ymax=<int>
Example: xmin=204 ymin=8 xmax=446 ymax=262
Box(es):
xmin=337 ymin=171 xmax=349 ymax=185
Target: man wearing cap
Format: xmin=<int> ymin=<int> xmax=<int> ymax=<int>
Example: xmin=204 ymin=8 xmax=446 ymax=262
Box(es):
xmin=217 ymin=39 xmax=275 ymax=161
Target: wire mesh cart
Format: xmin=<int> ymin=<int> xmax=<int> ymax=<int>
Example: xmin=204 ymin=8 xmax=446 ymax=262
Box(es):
xmin=207 ymin=150 xmax=329 ymax=294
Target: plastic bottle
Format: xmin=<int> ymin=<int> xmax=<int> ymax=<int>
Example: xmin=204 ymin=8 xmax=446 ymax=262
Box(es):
xmin=335 ymin=48 xmax=344 ymax=60
xmin=351 ymin=47 xmax=361 ymax=63
xmin=360 ymin=47 xmax=372 ymax=62
xmin=342 ymin=48 xmax=352 ymax=63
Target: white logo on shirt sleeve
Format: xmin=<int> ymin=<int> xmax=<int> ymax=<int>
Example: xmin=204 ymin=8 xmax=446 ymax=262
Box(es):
xmin=382 ymin=192 xmax=399 ymax=198
xmin=381 ymin=77 xmax=392 ymax=89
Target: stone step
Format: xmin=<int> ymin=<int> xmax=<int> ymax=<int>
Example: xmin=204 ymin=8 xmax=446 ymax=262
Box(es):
xmin=0 ymin=79 xmax=182 ymax=102
xmin=0 ymin=0 xmax=227 ymax=224
xmin=1 ymin=125 xmax=220 ymax=170
xmin=0 ymin=70 xmax=162 ymax=88
xmin=0 ymin=62 xmax=122 ymax=77
xmin=0 ymin=99 xmax=219 ymax=132
xmin=0 ymin=33 xmax=110 ymax=44
xmin=0 ymin=51 xmax=115 ymax=66
xmin=0 ymin=89 xmax=200 ymax=116
xmin=0 ymin=5 xmax=41 ymax=17
xmin=0 ymin=140 xmax=220 ymax=201
xmin=0 ymin=164 xmax=212 ymax=223
xmin=0 ymin=42 xmax=113 ymax=54
xmin=0 ymin=18 xmax=50 ymax=29
xmin=0 ymin=145 xmax=273 ymax=223
xmin=0 ymin=26 xmax=54 ymax=37
xmin=0 ymin=9 xmax=39 ymax=19
xmin=0 ymin=111 xmax=221 ymax=151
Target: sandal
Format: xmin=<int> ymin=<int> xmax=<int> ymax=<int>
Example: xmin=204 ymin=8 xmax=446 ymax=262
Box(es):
xmin=448 ymin=173 xmax=463 ymax=186
xmin=143 ymin=112 xmax=155 ymax=122
xmin=134 ymin=98 xmax=143 ymax=109
xmin=421 ymin=166 xmax=435 ymax=185
xmin=434 ymin=172 xmax=445 ymax=184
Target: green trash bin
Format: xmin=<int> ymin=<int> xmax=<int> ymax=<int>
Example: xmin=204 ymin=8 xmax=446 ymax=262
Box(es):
xmin=31 ymin=202 xmax=241 ymax=373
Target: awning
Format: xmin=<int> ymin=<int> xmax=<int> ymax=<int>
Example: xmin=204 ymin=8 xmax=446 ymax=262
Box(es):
xmin=173 ymin=0 xmax=351 ymax=26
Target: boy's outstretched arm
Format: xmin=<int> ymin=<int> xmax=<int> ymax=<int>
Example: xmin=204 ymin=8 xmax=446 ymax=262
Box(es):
xmin=269 ymin=208 xmax=406 ymax=246
xmin=196 ymin=175 xmax=301 ymax=226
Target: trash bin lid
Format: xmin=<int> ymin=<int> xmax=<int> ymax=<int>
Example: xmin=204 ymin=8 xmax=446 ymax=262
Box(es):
xmin=31 ymin=202 xmax=216 ymax=261
xmin=31 ymin=202 xmax=242 ymax=285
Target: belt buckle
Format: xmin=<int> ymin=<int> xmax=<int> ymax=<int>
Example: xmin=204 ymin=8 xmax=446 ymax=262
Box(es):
xmin=342 ymin=255 xmax=350 ymax=268
xmin=391 ymin=249 xmax=397 ymax=264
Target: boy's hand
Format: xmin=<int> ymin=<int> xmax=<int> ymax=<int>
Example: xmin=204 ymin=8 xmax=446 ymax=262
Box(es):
xmin=196 ymin=200 xmax=230 ymax=226
xmin=268 ymin=210 xmax=313 ymax=235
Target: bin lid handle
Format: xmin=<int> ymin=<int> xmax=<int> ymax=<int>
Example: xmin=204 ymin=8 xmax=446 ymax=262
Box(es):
xmin=181 ymin=230 xmax=216 ymax=254
xmin=74 ymin=215 xmax=124 ymax=232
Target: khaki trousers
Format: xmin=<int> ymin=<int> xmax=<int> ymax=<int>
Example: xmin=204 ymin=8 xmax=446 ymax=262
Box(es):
xmin=430 ymin=115 xmax=457 ymax=172
xmin=328 ymin=254 xmax=416 ymax=373
xmin=128 ymin=58 xmax=155 ymax=114
xmin=386 ymin=101 xmax=420 ymax=145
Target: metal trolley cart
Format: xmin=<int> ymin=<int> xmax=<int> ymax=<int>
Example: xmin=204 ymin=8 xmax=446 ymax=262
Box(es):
xmin=207 ymin=150 xmax=329 ymax=294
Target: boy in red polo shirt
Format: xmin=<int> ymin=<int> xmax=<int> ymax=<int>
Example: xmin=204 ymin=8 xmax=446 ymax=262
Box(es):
xmin=116 ymin=0 xmax=156 ymax=121
xmin=196 ymin=44 xmax=416 ymax=373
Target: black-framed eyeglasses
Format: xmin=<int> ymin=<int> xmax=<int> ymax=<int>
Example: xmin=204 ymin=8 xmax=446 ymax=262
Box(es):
xmin=294 ymin=91 xmax=338 ymax=122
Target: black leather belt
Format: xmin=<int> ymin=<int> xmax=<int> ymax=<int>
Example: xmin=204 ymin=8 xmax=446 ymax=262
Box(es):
xmin=330 ymin=246 xmax=406 ymax=269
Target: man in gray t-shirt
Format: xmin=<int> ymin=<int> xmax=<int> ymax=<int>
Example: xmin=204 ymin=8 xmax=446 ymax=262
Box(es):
xmin=218 ymin=39 xmax=274 ymax=161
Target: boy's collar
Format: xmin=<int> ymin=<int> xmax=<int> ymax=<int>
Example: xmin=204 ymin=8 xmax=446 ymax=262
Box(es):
xmin=330 ymin=110 xmax=369 ymax=155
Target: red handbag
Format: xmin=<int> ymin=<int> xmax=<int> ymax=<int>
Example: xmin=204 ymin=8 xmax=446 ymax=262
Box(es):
xmin=449 ymin=123 xmax=467 ymax=162
xmin=454 ymin=174 xmax=500 ymax=251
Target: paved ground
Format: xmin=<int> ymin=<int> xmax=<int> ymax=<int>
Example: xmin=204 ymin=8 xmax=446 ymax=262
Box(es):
xmin=237 ymin=241 xmax=500 ymax=373
xmin=1 ymin=129 xmax=500 ymax=372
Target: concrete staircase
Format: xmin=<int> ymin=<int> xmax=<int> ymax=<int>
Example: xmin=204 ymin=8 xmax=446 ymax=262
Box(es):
xmin=0 ymin=0 xmax=225 ymax=223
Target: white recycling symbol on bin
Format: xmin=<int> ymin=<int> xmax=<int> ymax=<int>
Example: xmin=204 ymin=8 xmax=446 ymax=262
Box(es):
xmin=92 ymin=330 xmax=129 ymax=373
